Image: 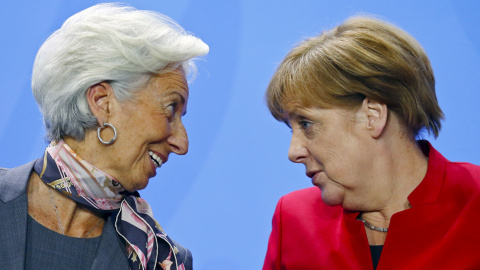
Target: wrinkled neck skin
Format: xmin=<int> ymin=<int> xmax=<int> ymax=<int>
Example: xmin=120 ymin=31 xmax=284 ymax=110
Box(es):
xmin=27 ymin=132 xmax=108 ymax=238
xmin=27 ymin=170 xmax=105 ymax=238
xmin=354 ymin=122 xmax=428 ymax=245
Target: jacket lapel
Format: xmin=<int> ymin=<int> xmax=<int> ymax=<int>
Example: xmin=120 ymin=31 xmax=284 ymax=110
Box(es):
xmin=377 ymin=142 xmax=446 ymax=269
xmin=90 ymin=214 xmax=129 ymax=269
xmin=0 ymin=162 xmax=35 ymax=270
xmin=0 ymin=194 xmax=28 ymax=270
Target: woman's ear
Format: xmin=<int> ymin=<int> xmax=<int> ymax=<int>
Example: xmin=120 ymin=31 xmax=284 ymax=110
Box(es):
xmin=86 ymin=82 xmax=113 ymax=125
xmin=363 ymin=98 xmax=388 ymax=138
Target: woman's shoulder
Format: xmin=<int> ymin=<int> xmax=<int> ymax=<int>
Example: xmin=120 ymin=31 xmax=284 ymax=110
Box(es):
xmin=272 ymin=187 xmax=346 ymax=238
xmin=0 ymin=160 xmax=35 ymax=203
xmin=282 ymin=187 xmax=322 ymax=203
xmin=277 ymin=187 xmax=343 ymax=219
xmin=279 ymin=187 xmax=325 ymax=210
xmin=444 ymin=161 xmax=480 ymax=193
xmin=0 ymin=161 xmax=36 ymax=176
xmin=447 ymin=160 xmax=480 ymax=173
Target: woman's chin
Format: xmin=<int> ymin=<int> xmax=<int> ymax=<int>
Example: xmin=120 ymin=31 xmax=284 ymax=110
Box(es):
xmin=121 ymin=177 xmax=150 ymax=192
xmin=320 ymin=190 xmax=345 ymax=207
xmin=135 ymin=179 xmax=150 ymax=191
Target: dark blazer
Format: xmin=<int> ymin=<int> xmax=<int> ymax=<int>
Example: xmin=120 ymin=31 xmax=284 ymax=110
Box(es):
xmin=0 ymin=161 xmax=192 ymax=269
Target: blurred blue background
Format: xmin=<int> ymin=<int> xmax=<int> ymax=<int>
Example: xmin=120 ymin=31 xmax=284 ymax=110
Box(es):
xmin=0 ymin=0 xmax=479 ymax=269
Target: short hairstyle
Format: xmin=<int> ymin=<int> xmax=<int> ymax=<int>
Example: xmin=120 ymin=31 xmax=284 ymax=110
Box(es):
xmin=32 ymin=3 xmax=209 ymax=142
xmin=266 ymin=16 xmax=444 ymax=138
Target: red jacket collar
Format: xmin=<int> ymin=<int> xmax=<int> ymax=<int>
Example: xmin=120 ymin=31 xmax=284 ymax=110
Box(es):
xmin=342 ymin=140 xmax=446 ymax=220
xmin=408 ymin=140 xmax=446 ymax=206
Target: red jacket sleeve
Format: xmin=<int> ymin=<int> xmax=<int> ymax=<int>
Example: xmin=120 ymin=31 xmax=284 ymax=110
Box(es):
xmin=263 ymin=197 xmax=283 ymax=270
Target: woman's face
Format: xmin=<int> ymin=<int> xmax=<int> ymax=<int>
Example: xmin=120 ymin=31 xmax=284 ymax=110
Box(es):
xmin=105 ymin=68 xmax=189 ymax=191
xmin=287 ymin=105 xmax=374 ymax=209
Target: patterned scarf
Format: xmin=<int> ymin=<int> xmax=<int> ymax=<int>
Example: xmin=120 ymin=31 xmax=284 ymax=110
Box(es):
xmin=33 ymin=140 xmax=185 ymax=270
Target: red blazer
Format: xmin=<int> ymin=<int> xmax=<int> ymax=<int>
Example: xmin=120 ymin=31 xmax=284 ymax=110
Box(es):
xmin=263 ymin=142 xmax=480 ymax=270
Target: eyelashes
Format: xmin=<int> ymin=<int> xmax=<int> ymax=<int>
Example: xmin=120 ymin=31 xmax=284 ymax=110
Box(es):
xmin=166 ymin=101 xmax=178 ymax=120
xmin=299 ymin=120 xmax=312 ymax=130
xmin=287 ymin=118 xmax=314 ymax=134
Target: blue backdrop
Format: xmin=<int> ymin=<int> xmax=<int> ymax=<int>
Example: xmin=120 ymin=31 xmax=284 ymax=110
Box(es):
xmin=1 ymin=1 xmax=479 ymax=269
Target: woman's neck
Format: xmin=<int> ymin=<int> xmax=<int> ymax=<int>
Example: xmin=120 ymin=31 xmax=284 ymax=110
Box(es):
xmin=360 ymin=138 xmax=429 ymax=245
xmin=27 ymin=172 xmax=105 ymax=238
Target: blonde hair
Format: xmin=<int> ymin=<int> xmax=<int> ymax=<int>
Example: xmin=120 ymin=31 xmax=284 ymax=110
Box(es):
xmin=266 ymin=16 xmax=443 ymax=137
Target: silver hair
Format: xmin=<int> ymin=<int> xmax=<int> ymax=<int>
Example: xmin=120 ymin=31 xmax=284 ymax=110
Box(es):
xmin=32 ymin=3 xmax=209 ymax=142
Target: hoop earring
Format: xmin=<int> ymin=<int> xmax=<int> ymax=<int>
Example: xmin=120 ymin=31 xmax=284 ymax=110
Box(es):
xmin=97 ymin=122 xmax=117 ymax=145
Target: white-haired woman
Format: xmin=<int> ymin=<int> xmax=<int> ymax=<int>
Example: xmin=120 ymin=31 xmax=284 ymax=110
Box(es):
xmin=0 ymin=3 xmax=208 ymax=270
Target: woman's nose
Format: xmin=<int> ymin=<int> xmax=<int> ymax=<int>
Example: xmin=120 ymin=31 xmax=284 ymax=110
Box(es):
xmin=288 ymin=132 xmax=307 ymax=163
xmin=168 ymin=121 xmax=189 ymax=155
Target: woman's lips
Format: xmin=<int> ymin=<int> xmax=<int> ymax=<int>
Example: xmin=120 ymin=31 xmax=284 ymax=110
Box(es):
xmin=147 ymin=150 xmax=167 ymax=177
xmin=149 ymin=158 xmax=157 ymax=177
xmin=148 ymin=150 xmax=168 ymax=167
xmin=310 ymin=171 xmax=323 ymax=187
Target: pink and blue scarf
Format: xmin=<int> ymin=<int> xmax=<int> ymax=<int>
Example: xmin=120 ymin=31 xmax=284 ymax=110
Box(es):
xmin=33 ymin=140 xmax=185 ymax=270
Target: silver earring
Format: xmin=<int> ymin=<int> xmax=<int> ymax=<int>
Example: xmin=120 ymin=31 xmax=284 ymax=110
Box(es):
xmin=97 ymin=122 xmax=117 ymax=145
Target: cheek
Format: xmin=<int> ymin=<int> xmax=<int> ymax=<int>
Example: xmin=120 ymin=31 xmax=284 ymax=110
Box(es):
xmin=124 ymin=110 xmax=168 ymax=140
xmin=325 ymin=133 xmax=356 ymax=165
xmin=148 ymin=119 xmax=169 ymax=140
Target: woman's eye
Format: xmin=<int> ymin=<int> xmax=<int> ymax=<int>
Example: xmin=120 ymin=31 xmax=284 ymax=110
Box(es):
xmin=299 ymin=120 xmax=312 ymax=130
xmin=166 ymin=102 xmax=177 ymax=119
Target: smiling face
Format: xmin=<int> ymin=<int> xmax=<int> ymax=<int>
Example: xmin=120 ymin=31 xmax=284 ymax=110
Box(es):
xmin=102 ymin=68 xmax=189 ymax=191
xmin=287 ymin=105 xmax=376 ymax=209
